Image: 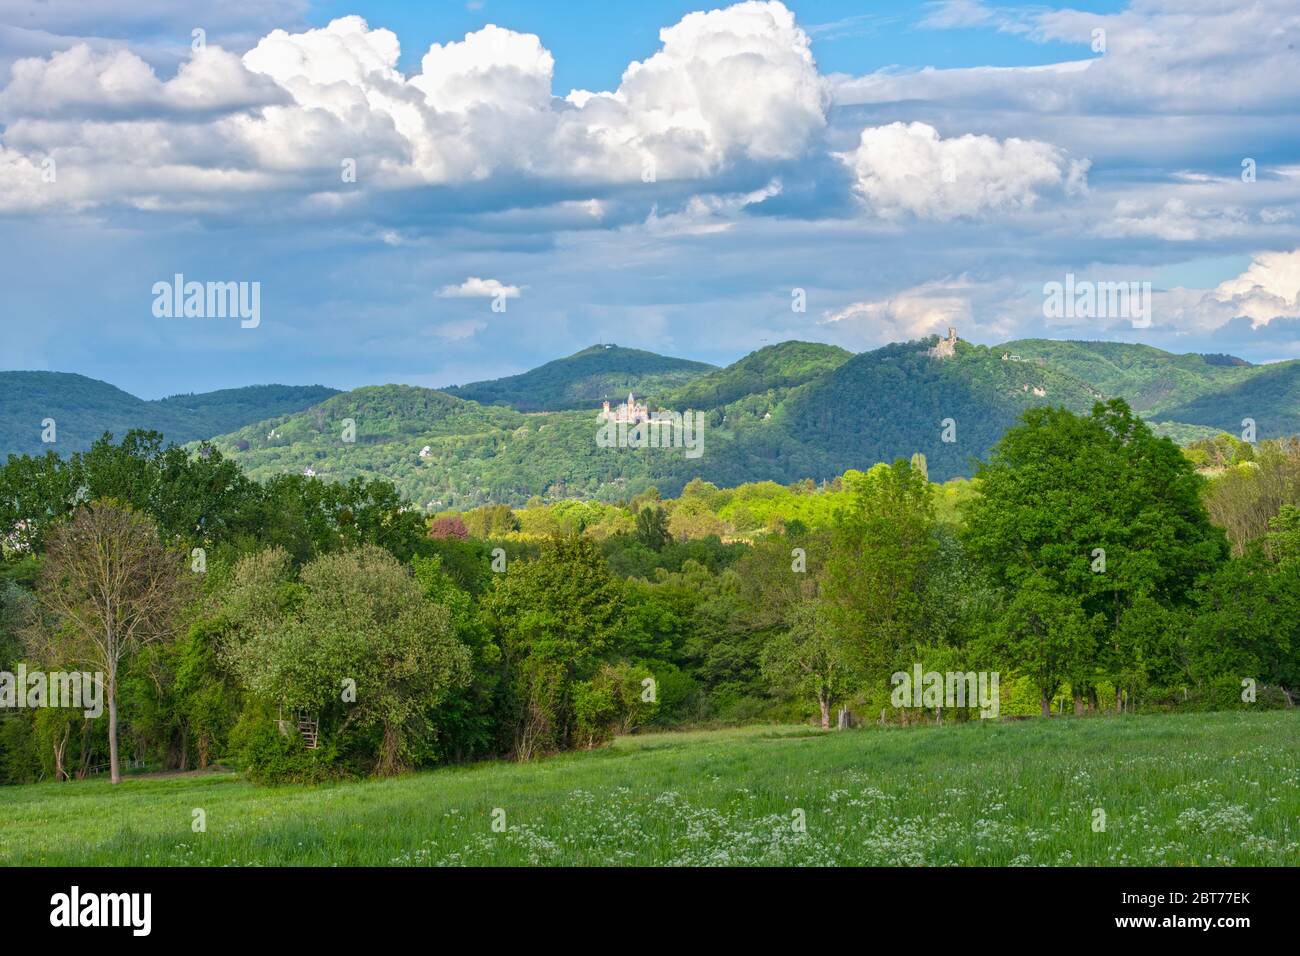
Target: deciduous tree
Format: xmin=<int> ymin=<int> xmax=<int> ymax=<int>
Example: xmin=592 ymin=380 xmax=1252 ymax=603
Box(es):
xmin=28 ymin=500 xmax=192 ymax=783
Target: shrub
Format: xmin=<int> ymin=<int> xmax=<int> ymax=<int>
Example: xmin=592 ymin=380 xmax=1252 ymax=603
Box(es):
xmin=572 ymin=662 xmax=659 ymax=748
xmin=230 ymin=715 xmax=336 ymax=785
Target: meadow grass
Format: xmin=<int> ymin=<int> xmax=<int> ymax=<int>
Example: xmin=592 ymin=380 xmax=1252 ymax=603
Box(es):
xmin=1 ymin=711 xmax=1295 ymax=866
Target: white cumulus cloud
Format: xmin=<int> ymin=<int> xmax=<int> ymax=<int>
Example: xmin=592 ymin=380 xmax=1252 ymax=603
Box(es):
xmin=0 ymin=2 xmax=828 ymax=213
xmin=1213 ymin=249 xmax=1300 ymax=327
xmin=437 ymin=277 xmax=522 ymax=299
xmin=562 ymin=0 xmax=826 ymax=180
xmin=836 ymin=121 xmax=1086 ymax=220
xmin=0 ymin=43 xmax=284 ymax=117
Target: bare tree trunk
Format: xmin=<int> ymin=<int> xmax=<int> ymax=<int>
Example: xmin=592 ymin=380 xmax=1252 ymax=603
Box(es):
xmin=376 ymin=723 xmax=401 ymax=777
xmin=1073 ymin=694 xmax=1084 ymax=716
xmin=818 ymin=695 xmax=830 ymax=730
xmin=53 ymin=725 xmax=69 ymax=782
xmin=77 ymin=724 xmax=91 ymax=780
xmin=1115 ymin=689 xmax=1122 ymax=714
xmin=515 ymin=694 xmax=548 ymax=762
xmin=1040 ymin=695 xmax=1050 ymax=717
xmin=108 ymin=673 xmax=121 ymax=785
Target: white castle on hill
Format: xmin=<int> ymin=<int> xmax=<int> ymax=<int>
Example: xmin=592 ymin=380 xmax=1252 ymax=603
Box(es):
xmin=599 ymin=392 xmax=673 ymax=425
xmin=596 ymin=392 xmax=706 ymax=459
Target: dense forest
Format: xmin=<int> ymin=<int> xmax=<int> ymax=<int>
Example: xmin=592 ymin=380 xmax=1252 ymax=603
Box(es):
xmin=0 ymin=372 xmax=337 ymax=457
xmin=1 ymin=399 xmax=1296 ymax=786
xmin=1000 ymin=339 xmax=1262 ymax=416
xmin=203 ymin=336 xmax=1299 ymax=508
xmin=10 ymin=338 xmax=1299 ymax=511
xmin=443 ymin=345 xmax=716 ymax=411
xmin=203 ymin=338 xmax=1109 ymax=507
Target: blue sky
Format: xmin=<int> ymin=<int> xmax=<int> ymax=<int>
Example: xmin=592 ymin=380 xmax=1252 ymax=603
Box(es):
xmin=1 ymin=0 xmax=1298 ymax=398
xmin=307 ymin=0 xmax=1126 ymax=87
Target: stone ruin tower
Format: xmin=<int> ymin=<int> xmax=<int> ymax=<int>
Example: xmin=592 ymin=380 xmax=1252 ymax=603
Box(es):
xmin=927 ymin=327 xmax=958 ymax=359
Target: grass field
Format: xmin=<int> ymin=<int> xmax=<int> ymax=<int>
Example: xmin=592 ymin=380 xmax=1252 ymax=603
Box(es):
xmin=2 ymin=711 xmax=1296 ymax=866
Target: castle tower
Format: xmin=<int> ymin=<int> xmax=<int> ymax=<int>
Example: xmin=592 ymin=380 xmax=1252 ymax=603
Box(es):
xmin=926 ymin=326 xmax=958 ymax=360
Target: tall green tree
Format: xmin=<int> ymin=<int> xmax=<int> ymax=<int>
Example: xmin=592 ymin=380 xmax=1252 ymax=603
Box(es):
xmin=484 ymin=535 xmax=626 ymax=758
xmin=1187 ymin=509 xmax=1300 ymax=702
xmin=412 ymin=554 xmax=501 ymax=761
xmin=822 ymin=460 xmax=937 ymax=687
xmin=0 ymin=450 xmax=85 ymax=554
xmin=26 ymin=500 xmax=193 ymax=783
xmin=634 ymin=505 xmax=672 ymax=552
xmin=963 ymin=400 xmax=1226 ymax=706
xmin=760 ymin=599 xmax=859 ymax=728
xmin=992 ymin=574 xmax=1096 ymax=716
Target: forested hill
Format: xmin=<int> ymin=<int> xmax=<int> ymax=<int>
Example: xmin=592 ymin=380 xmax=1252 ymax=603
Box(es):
xmin=780 ymin=338 xmax=1103 ymax=483
xmin=1000 ymin=339 xmax=1264 ymax=415
xmin=442 ymin=345 xmax=716 ymax=412
xmin=205 ymin=335 xmax=1109 ymax=507
xmin=19 ymin=334 xmax=1300 ymax=507
xmin=0 ymin=372 xmax=338 ymax=457
xmin=1159 ymin=361 xmax=1300 ymax=438
xmin=661 ymin=341 xmax=852 ymax=409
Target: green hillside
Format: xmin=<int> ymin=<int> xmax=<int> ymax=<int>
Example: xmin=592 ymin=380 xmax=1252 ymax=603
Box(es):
xmin=780 ymin=337 xmax=1102 ymax=482
xmin=35 ymin=334 xmax=1300 ymax=509
xmin=207 ymin=335 xmax=1112 ymax=505
xmin=662 ymin=341 xmax=852 ymax=409
xmin=206 ymin=385 xmax=531 ymax=508
xmin=1001 ymin=339 xmax=1261 ymax=416
xmin=0 ymin=372 xmax=338 ymax=457
xmin=443 ymin=344 xmax=716 ymax=412
xmin=209 ymin=383 xmax=778 ymax=508
xmin=1002 ymin=339 xmax=1300 ymax=438
xmin=1159 ymin=361 xmax=1300 ymax=439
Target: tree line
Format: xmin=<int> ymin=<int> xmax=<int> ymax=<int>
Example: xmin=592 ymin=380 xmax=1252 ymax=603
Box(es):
xmin=0 ymin=399 xmax=1295 ymax=785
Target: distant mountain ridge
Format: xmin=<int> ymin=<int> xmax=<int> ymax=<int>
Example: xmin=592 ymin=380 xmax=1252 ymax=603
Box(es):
xmin=11 ymin=335 xmax=1300 ymax=506
xmin=660 ymin=341 xmax=852 ymax=409
xmin=999 ymin=339 xmax=1262 ymax=417
xmin=0 ymin=371 xmax=338 ymax=457
xmin=1159 ymin=361 xmax=1300 ymax=438
xmin=443 ymin=344 xmax=715 ymax=412
xmin=780 ymin=337 xmax=1104 ymax=482
xmin=193 ymin=335 xmax=1130 ymax=507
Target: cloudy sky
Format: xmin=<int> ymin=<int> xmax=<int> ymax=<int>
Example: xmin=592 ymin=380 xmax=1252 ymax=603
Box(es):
xmin=2 ymin=0 xmax=1299 ymax=397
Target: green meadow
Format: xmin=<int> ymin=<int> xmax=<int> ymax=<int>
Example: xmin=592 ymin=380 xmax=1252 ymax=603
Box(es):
xmin=2 ymin=711 xmax=1296 ymax=867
